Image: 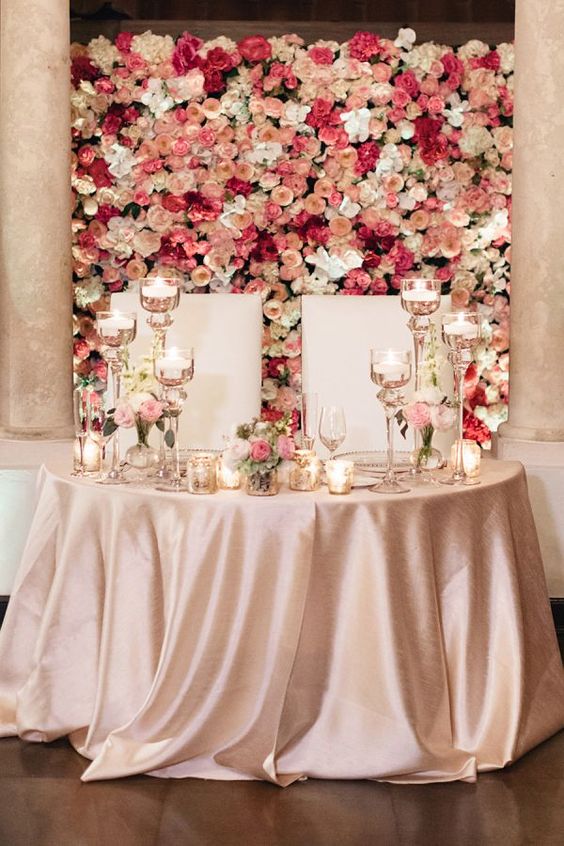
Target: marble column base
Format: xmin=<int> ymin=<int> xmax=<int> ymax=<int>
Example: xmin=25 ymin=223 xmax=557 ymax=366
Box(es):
xmin=493 ymin=430 xmax=564 ymax=466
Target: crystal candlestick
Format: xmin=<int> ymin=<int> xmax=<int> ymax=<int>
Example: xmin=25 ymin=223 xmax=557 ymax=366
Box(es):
xmin=96 ymin=310 xmax=137 ymax=485
xmin=401 ymin=277 xmax=441 ymax=477
xmin=154 ymin=348 xmax=194 ymax=492
xmin=369 ymin=349 xmax=412 ymax=494
xmin=139 ymin=276 xmax=182 ymax=480
xmin=440 ymin=313 xmax=481 ymax=486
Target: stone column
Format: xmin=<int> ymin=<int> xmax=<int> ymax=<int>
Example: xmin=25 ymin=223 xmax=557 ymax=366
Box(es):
xmin=0 ymin=0 xmax=74 ymax=439
xmin=495 ymin=0 xmax=564 ymax=597
xmin=495 ymin=0 xmax=564 ymax=459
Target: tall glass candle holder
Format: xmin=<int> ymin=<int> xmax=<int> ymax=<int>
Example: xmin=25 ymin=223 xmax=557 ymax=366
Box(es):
xmin=96 ymin=311 xmax=137 ymax=485
xmin=300 ymin=392 xmax=318 ymax=451
xmin=72 ymin=387 xmax=90 ymax=477
xmin=154 ymin=348 xmax=194 ymax=492
xmin=139 ymin=276 xmax=182 ymax=481
xmin=401 ymin=277 xmax=441 ymax=476
xmin=369 ymin=349 xmax=412 ymax=494
xmin=440 ymin=313 xmax=481 ymax=486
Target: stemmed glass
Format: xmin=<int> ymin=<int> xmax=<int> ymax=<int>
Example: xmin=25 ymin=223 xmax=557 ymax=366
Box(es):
xmin=319 ymin=406 xmax=346 ymax=460
xmin=401 ymin=277 xmax=441 ymax=477
xmin=440 ymin=312 xmax=482 ymax=486
xmin=95 ymin=310 xmax=137 ymax=485
xmin=139 ymin=276 xmax=182 ymax=481
xmin=87 ymin=395 xmax=112 ymax=480
xmin=301 ymin=392 xmax=318 ymax=450
xmin=369 ymin=349 xmax=412 ymax=494
xmin=154 ymin=348 xmax=194 ymax=492
xmin=72 ymin=387 xmax=90 ymax=477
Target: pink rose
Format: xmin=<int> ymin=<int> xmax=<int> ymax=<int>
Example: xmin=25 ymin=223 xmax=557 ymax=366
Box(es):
xmin=249 ymin=439 xmax=272 ymax=462
xmin=277 ymin=435 xmax=295 ymax=461
xmin=403 ymin=402 xmax=432 ymax=430
xmin=138 ymin=399 xmax=164 ymax=424
xmin=238 ymin=35 xmax=272 ymax=63
xmin=114 ymin=403 xmax=135 ymax=428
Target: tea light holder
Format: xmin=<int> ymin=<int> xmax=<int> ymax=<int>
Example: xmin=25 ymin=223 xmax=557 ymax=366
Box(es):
xmin=289 ymin=449 xmax=322 ymax=492
xmin=450 ymin=439 xmax=481 ymax=485
xmin=73 ymin=436 xmax=101 ymax=474
xmin=187 ymin=452 xmax=218 ymax=494
xmin=217 ymin=455 xmax=241 ymax=490
xmin=325 ymin=459 xmax=354 ymax=495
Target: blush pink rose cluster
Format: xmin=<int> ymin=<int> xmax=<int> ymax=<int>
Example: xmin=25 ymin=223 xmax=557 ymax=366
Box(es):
xmin=112 ymin=392 xmax=164 ymax=445
xmin=223 ymin=415 xmax=296 ymax=474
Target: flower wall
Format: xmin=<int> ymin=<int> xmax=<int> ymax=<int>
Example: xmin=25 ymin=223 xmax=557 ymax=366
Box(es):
xmin=71 ymin=28 xmax=512 ymax=444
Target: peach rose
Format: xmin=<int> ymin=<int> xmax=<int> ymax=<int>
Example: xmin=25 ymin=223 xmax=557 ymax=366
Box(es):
xmin=191 ymin=266 xmax=212 ymax=287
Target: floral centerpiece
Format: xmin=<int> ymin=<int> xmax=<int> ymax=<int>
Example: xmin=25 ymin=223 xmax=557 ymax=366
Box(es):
xmin=400 ymin=325 xmax=456 ymax=467
xmin=104 ymin=359 xmax=167 ymax=467
xmin=223 ymin=414 xmax=296 ymax=495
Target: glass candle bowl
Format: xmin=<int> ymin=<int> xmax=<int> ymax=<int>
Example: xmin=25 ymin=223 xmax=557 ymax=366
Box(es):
xmin=139 ymin=276 xmax=181 ymax=313
xmin=154 ymin=348 xmax=194 ymax=387
xmin=400 ymin=277 xmax=441 ymax=317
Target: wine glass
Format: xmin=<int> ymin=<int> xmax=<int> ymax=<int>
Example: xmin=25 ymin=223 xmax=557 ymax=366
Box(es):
xmin=87 ymin=394 xmax=113 ymax=480
xmin=301 ymin=392 xmax=318 ymax=451
xmin=369 ymin=349 xmax=412 ymax=494
xmin=319 ymin=406 xmax=346 ymax=460
xmin=72 ymin=387 xmax=90 ymax=477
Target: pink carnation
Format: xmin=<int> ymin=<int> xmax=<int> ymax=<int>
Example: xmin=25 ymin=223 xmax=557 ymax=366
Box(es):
xmin=138 ymin=399 xmax=164 ymax=424
xmin=403 ymin=402 xmax=432 ymax=430
xmin=114 ymin=403 xmax=135 ymax=429
xmin=249 ymin=439 xmax=272 ymax=462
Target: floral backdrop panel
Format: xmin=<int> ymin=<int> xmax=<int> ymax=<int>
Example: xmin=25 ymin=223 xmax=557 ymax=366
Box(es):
xmin=71 ymin=28 xmax=512 ymax=445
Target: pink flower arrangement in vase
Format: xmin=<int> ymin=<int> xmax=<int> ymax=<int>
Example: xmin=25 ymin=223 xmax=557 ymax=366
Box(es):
xmin=106 ymin=392 xmax=165 ymax=470
xmin=400 ymin=324 xmax=456 ymax=468
xmin=223 ymin=414 xmax=296 ymax=495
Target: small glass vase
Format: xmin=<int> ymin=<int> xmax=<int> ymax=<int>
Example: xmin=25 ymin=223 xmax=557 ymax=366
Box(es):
xmin=125 ymin=442 xmax=159 ymax=472
xmin=409 ymin=428 xmax=444 ymax=471
xmin=245 ymin=468 xmax=279 ymax=497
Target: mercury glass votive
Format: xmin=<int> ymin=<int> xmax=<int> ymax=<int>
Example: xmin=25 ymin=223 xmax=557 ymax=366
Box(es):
xmin=450 ymin=439 xmax=481 ymax=484
xmin=289 ymin=449 xmax=322 ymax=492
xmin=187 ymin=452 xmax=218 ymax=494
xmin=73 ymin=436 xmax=101 ymax=474
xmin=325 ymin=459 xmax=354 ymax=495
xmin=217 ymin=455 xmax=241 ymax=490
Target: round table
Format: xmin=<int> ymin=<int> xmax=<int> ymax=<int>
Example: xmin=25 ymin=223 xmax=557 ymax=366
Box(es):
xmin=0 ymin=459 xmax=562 ymax=784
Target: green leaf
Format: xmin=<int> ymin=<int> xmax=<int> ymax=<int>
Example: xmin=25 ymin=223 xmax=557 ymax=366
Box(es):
xmin=103 ymin=419 xmax=118 ymax=438
xmin=155 ymin=418 xmax=165 ymax=432
xmin=123 ymin=202 xmax=141 ymax=219
xmin=165 ymin=429 xmax=175 ymax=449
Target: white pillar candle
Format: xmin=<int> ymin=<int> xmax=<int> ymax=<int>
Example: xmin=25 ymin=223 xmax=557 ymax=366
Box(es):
xmin=98 ymin=315 xmax=135 ymax=333
xmin=401 ymin=289 xmax=438 ymax=303
xmin=326 ymin=459 xmax=354 ymax=495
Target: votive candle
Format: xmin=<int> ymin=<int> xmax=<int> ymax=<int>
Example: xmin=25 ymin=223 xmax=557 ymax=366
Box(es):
xmin=73 ymin=436 xmax=101 ymax=473
xmin=450 ymin=439 xmax=481 ymax=478
xmin=217 ymin=455 xmax=241 ymax=490
xmin=326 ymin=459 xmax=354 ymax=495
xmin=187 ymin=452 xmax=218 ymax=494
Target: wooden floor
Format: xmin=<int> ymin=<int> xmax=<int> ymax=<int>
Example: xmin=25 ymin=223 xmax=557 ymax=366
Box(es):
xmin=0 ymin=729 xmax=562 ymax=846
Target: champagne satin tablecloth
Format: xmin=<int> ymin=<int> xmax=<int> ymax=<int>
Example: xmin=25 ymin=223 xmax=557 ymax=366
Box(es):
xmin=0 ymin=461 xmax=562 ymax=784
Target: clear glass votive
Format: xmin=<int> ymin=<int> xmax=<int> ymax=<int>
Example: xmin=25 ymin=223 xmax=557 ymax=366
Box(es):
xmin=73 ymin=436 xmax=101 ymax=474
xmin=289 ymin=449 xmax=322 ymax=492
xmin=186 ymin=452 xmax=218 ymax=494
xmin=217 ymin=455 xmax=241 ymax=490
xmin=326 ymin=459 xmax=354 ymax=495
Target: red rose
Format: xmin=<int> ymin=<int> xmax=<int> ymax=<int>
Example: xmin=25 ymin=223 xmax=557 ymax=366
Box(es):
xmin=463 ymin=411 xmax=491 ymax=445
xmin=78 ymin=145 xmax=96 ymax=167
xmin=71 ymin=56 xmax=100 ymax=88
xmin=88 ymin=159 xmax=113 ymax=189
xmin=102 ymin=113 xmax=121 ymax=135
xmin=203 ymin=69 xmax=226 ymax=94
xmin=95 ymin=205 xmax=120 ymax=223
xmin=205 ymin=46 xmax=235 ymax=72
xmin=355 ymin=141 xmax=380 ymax=176
xmin=471 ymin=50 xmax=500 ymax=72
xmin=238 ymin=35 xmax=272 ymax=63
xmin=440 ymin=52 xmax=464 ymax=77
xmin=115 ymin=31 xmax=134 ymax=53
xmin=226 ymin=177 xmax=253 ymax=198
xmin=394 ymin=70 xmax=419 ymax=98
xmin=172 ymin=31 xmax=203 ymax=75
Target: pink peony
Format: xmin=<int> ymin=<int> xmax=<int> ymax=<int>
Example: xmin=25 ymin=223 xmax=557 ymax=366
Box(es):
xmin=114 ymin=403 xmax=135 ymax=429
xmin=277 ymin=435 xmax=295 ymax=461
xmin=249 ymin=439 xmax=272 ymax=462
xmin=403 ymin=402 xmax=432 ymax=430
xmin=138 ymin=399 xmax=164 ymax=424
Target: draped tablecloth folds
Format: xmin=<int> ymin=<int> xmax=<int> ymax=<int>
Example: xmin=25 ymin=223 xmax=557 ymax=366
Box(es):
xmin=0 ymin=461 xmax=562 ymax=784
